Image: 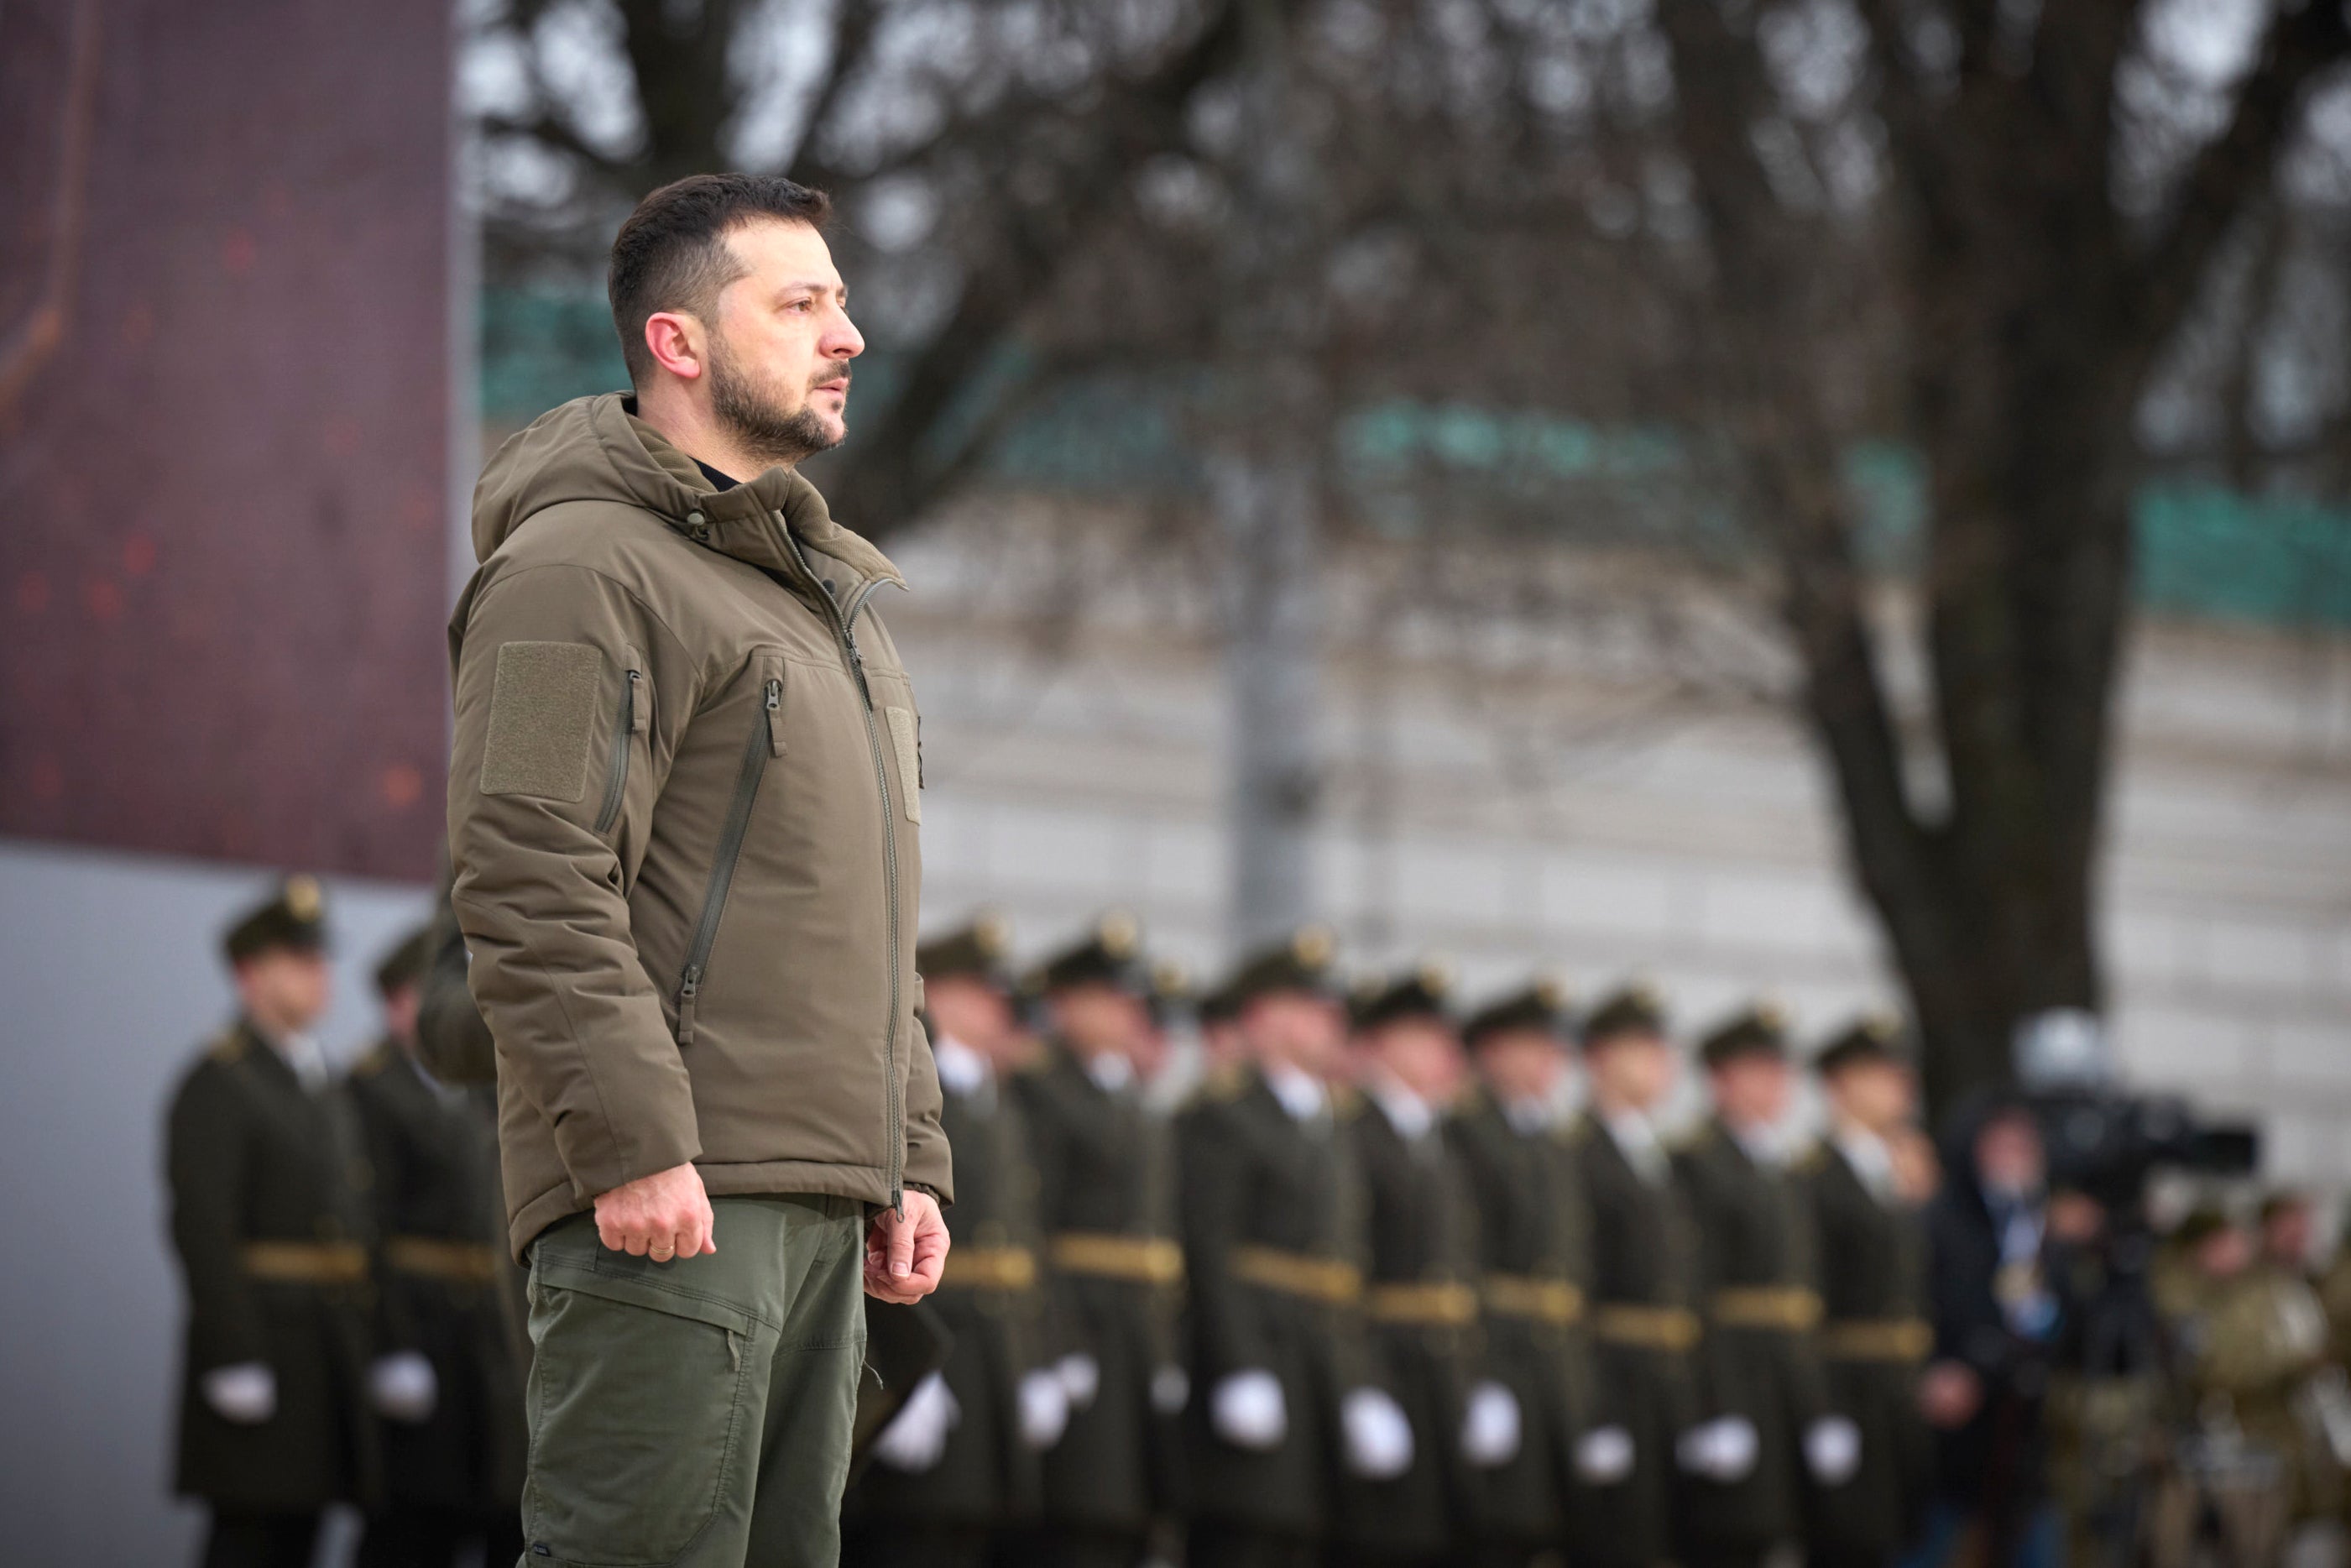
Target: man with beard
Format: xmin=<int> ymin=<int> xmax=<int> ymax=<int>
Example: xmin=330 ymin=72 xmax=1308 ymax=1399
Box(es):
xmin=1447 ymin=980 xmax=1594 ymax=1568
xmin=447 ymin=173 xmax=952 ymax=1568
xmin=1011 ymin=912 xmax=1189 ymax=1568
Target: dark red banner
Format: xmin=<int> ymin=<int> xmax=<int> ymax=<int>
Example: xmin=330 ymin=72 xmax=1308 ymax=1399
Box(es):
xmin=0 ymin=0 xmax=451 ymax=879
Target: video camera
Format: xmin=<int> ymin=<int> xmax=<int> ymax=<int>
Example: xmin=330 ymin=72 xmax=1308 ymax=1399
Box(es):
xmin=2014 ymin=1010 xmax=2260 ymax=1210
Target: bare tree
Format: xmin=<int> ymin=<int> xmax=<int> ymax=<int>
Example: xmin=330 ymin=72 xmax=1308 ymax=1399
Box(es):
xmin=1642 ymin=0 xmax=2351 ymax=1101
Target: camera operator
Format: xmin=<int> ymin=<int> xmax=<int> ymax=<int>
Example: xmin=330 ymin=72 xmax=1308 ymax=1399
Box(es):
xmin=1915 ymin=1095 xmax=2098 ymax=1568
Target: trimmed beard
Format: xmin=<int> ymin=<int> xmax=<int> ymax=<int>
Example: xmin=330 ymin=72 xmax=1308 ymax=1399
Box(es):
xmin=708 ymin=330 xmax=844 ymax=470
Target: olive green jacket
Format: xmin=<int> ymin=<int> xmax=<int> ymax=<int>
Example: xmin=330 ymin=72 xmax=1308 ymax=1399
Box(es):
xmin=447 ymin=394 xmax=950 ymax=1258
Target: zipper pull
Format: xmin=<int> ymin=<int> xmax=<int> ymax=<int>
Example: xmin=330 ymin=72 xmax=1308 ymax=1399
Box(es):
xmin=765 ymin=678 xmax=781 ymax=711
xmin=844 ymin=630 xmax=873 ymax=708
xmin=677 ymin=964 xmax=703 ymax=1047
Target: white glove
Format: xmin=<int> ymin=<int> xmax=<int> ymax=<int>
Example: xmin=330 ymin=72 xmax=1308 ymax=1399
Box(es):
xmin=1019 ymin=1368 xmax=1071 ymax=1449
xmin=201 ymin=1362 xmax=277 ymax=1424
xmin=1677 ymin=1415 xmax=1760 ymax=1481
xmin=1461 ymin=1380 xmax=1523 ymax=1468
xmin=1151 ymin=1363 xmax=1190 ymax=1415
xmin=368 ymin=1351 xmax=439 ymax=1423
xmin=1341 ymin=1386 xmax=1416 ymax=1480
xmin=1057 ymin=1351 xmax=1100 ymax=1412
xmin=1574 ymin=1424 xmax=1636 ymax=1484
xmin=874 ymin=1372 xmax=960 ymax=1471
xmin=1211 ymin=1369 xmax=1288 ymax=1450
xmin=1804 ymin=1415 xmax=1862 ymax=1484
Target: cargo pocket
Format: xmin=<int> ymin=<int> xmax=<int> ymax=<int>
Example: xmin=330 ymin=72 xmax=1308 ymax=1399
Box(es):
xmin=524 ymin=1259 xmax=766 ymax=1566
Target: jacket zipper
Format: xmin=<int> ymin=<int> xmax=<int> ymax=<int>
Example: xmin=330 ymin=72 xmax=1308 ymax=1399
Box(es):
xmin=674 ymin=676 xmax=780 ymax=1048
xmin=783 ymin=528 xmax=907 ymax=1212
xmin=592 ymin=668 xmax=641 ymax=835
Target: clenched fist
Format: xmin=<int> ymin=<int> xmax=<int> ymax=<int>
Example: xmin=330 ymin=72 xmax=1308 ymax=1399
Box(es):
xmin=593 ymin=1162 xmax=716 ymax=1261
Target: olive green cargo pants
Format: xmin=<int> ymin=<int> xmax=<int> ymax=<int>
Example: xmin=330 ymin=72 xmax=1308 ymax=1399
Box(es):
xmin=519 ymin=1194 xmax=868 ymax=1568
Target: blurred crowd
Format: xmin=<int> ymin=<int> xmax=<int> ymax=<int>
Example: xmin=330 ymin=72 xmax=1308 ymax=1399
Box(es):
xmin=165 ymin=881 xmax=2351 ymax=1568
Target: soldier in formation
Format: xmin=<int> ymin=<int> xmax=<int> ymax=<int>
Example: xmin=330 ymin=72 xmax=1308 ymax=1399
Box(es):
xmin=169 ymin=886 xmax=2042 ymax=1568
xmin=346 ymin=926 xmax=526 ymax=1568
xmin=844 ymin=917 xmax=1063 ymax=1568
xmin=1448 ymin=981 xmax=1593 ymax=1568
xmin=165 ymin=879 xmax=379 ymax=1568
xmin=1013 ymin=913 xmax=1189 ymax=1568
xmin=1336 ymin=964 xmax=1483 ymax=1568
xmin=1800 ymin=1017 xmax=1935 ymax=1568
xmin=1570 ymin=985 xmax=1701 ymax=1568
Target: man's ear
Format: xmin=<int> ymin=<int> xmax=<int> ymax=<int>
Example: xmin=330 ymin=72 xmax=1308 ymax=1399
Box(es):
xmin=643 ymin=311 xmax=706 ymax=381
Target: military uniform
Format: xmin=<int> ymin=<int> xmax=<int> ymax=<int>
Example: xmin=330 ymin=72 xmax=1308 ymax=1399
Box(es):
xmin=1013 ymin=917 xmax=1189 ymax=1568
xmin=1799 ymin=1019 xmax=1932 ymax=1568
xmin=165 ymin=880 xmax=379 ymax=1568
xmin=1448 ymin=982 xmax=1595 ymax=1566
xmin=1179 ymin=930 xmax=1376 ymax=1568
xmin=1334 ymin=965 xmax=1484 ymax=1568
xmin=844 ymin=920 xmax=1057 ymax=1568
xmin=346 ymin=928 xmax=526 ymax=1568
xmin=1672 ymin=1006 xmax=1827 ymax=1568
xmin=1570 ymin=986 xmax=1700 ymax=1568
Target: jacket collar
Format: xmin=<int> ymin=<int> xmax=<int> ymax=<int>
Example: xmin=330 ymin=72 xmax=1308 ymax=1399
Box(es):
xmin=602 ymin=396 xmax=907 ymax=594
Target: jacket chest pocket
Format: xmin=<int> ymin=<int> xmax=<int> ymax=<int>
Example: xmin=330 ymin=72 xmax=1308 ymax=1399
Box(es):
xmin=591 ymin=644 xmax=650 ymax=836
xmin=675 ymin=651 xmax=787 ymax=1047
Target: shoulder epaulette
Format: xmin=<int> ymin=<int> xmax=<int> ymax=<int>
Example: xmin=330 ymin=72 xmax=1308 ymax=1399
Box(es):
xmin=205 ymin=1029 xmax=249 ymax=1065
xmin=1199 ymin=1060 xmax=1251 ymax=1105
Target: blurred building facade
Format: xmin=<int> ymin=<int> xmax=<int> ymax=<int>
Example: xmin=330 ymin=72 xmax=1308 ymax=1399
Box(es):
xmin=883 ymin=504 xmax=2351 ymax=1184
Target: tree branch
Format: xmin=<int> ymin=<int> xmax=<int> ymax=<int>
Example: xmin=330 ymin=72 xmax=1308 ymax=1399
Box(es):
xmin=2123 ymin=0 xmax=2351 ymax=375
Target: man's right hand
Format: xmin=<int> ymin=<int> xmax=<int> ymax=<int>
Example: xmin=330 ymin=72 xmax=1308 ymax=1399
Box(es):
xmin=593 ymin=1162 xmax=715 ymax=1261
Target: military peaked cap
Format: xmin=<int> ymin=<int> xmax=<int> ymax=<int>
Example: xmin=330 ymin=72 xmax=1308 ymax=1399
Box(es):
xmin=372 ymin=923 xmax=434 ymax=998
xmin=1814 ymin=1011 xmax=1909 ymax=1077
xmin=1036 ymin=909 xmax=1151 ymax=994
xmin=222 ymin=875 xmax=330 ymax=964
xmin=917 ymin=908 xmax=1015 ymax=986
xmin=1698 ymin=1000 xmax=1792 ymax=1069
xmin=1580 ymin=980 xmax=1668 ymax=1048
xmin=1464 ymin=976 xmax=1575 ymax=1048
xmin=1219 ymin=924 xmax=1342 ymax=1011
xmin=1351 ymin=959 xmax=1458 ymax=1032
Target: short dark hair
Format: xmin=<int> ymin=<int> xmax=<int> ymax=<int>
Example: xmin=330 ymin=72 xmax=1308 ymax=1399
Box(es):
xmin=608 ymin=173 xmax=832 ymax=384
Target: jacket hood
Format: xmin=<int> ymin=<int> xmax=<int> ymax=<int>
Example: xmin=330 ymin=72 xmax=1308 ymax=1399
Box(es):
xmin=471 ymin=392 xmax=904 ymax=588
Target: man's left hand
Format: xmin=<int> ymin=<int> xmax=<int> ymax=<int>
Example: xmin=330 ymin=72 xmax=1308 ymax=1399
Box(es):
xmin=865 ymin=1190 xmax=948 ymax=1303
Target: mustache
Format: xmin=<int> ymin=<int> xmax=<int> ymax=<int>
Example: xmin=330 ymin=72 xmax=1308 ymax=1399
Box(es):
xmin=812 ymin=367 xmax=852 ymax=390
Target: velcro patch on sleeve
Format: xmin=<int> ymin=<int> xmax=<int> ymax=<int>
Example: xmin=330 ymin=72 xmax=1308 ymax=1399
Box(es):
xmin=886 ymin=706 xmax=922 ymax=823
xmin=479 ymin=640 xmax=602 ymax=801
